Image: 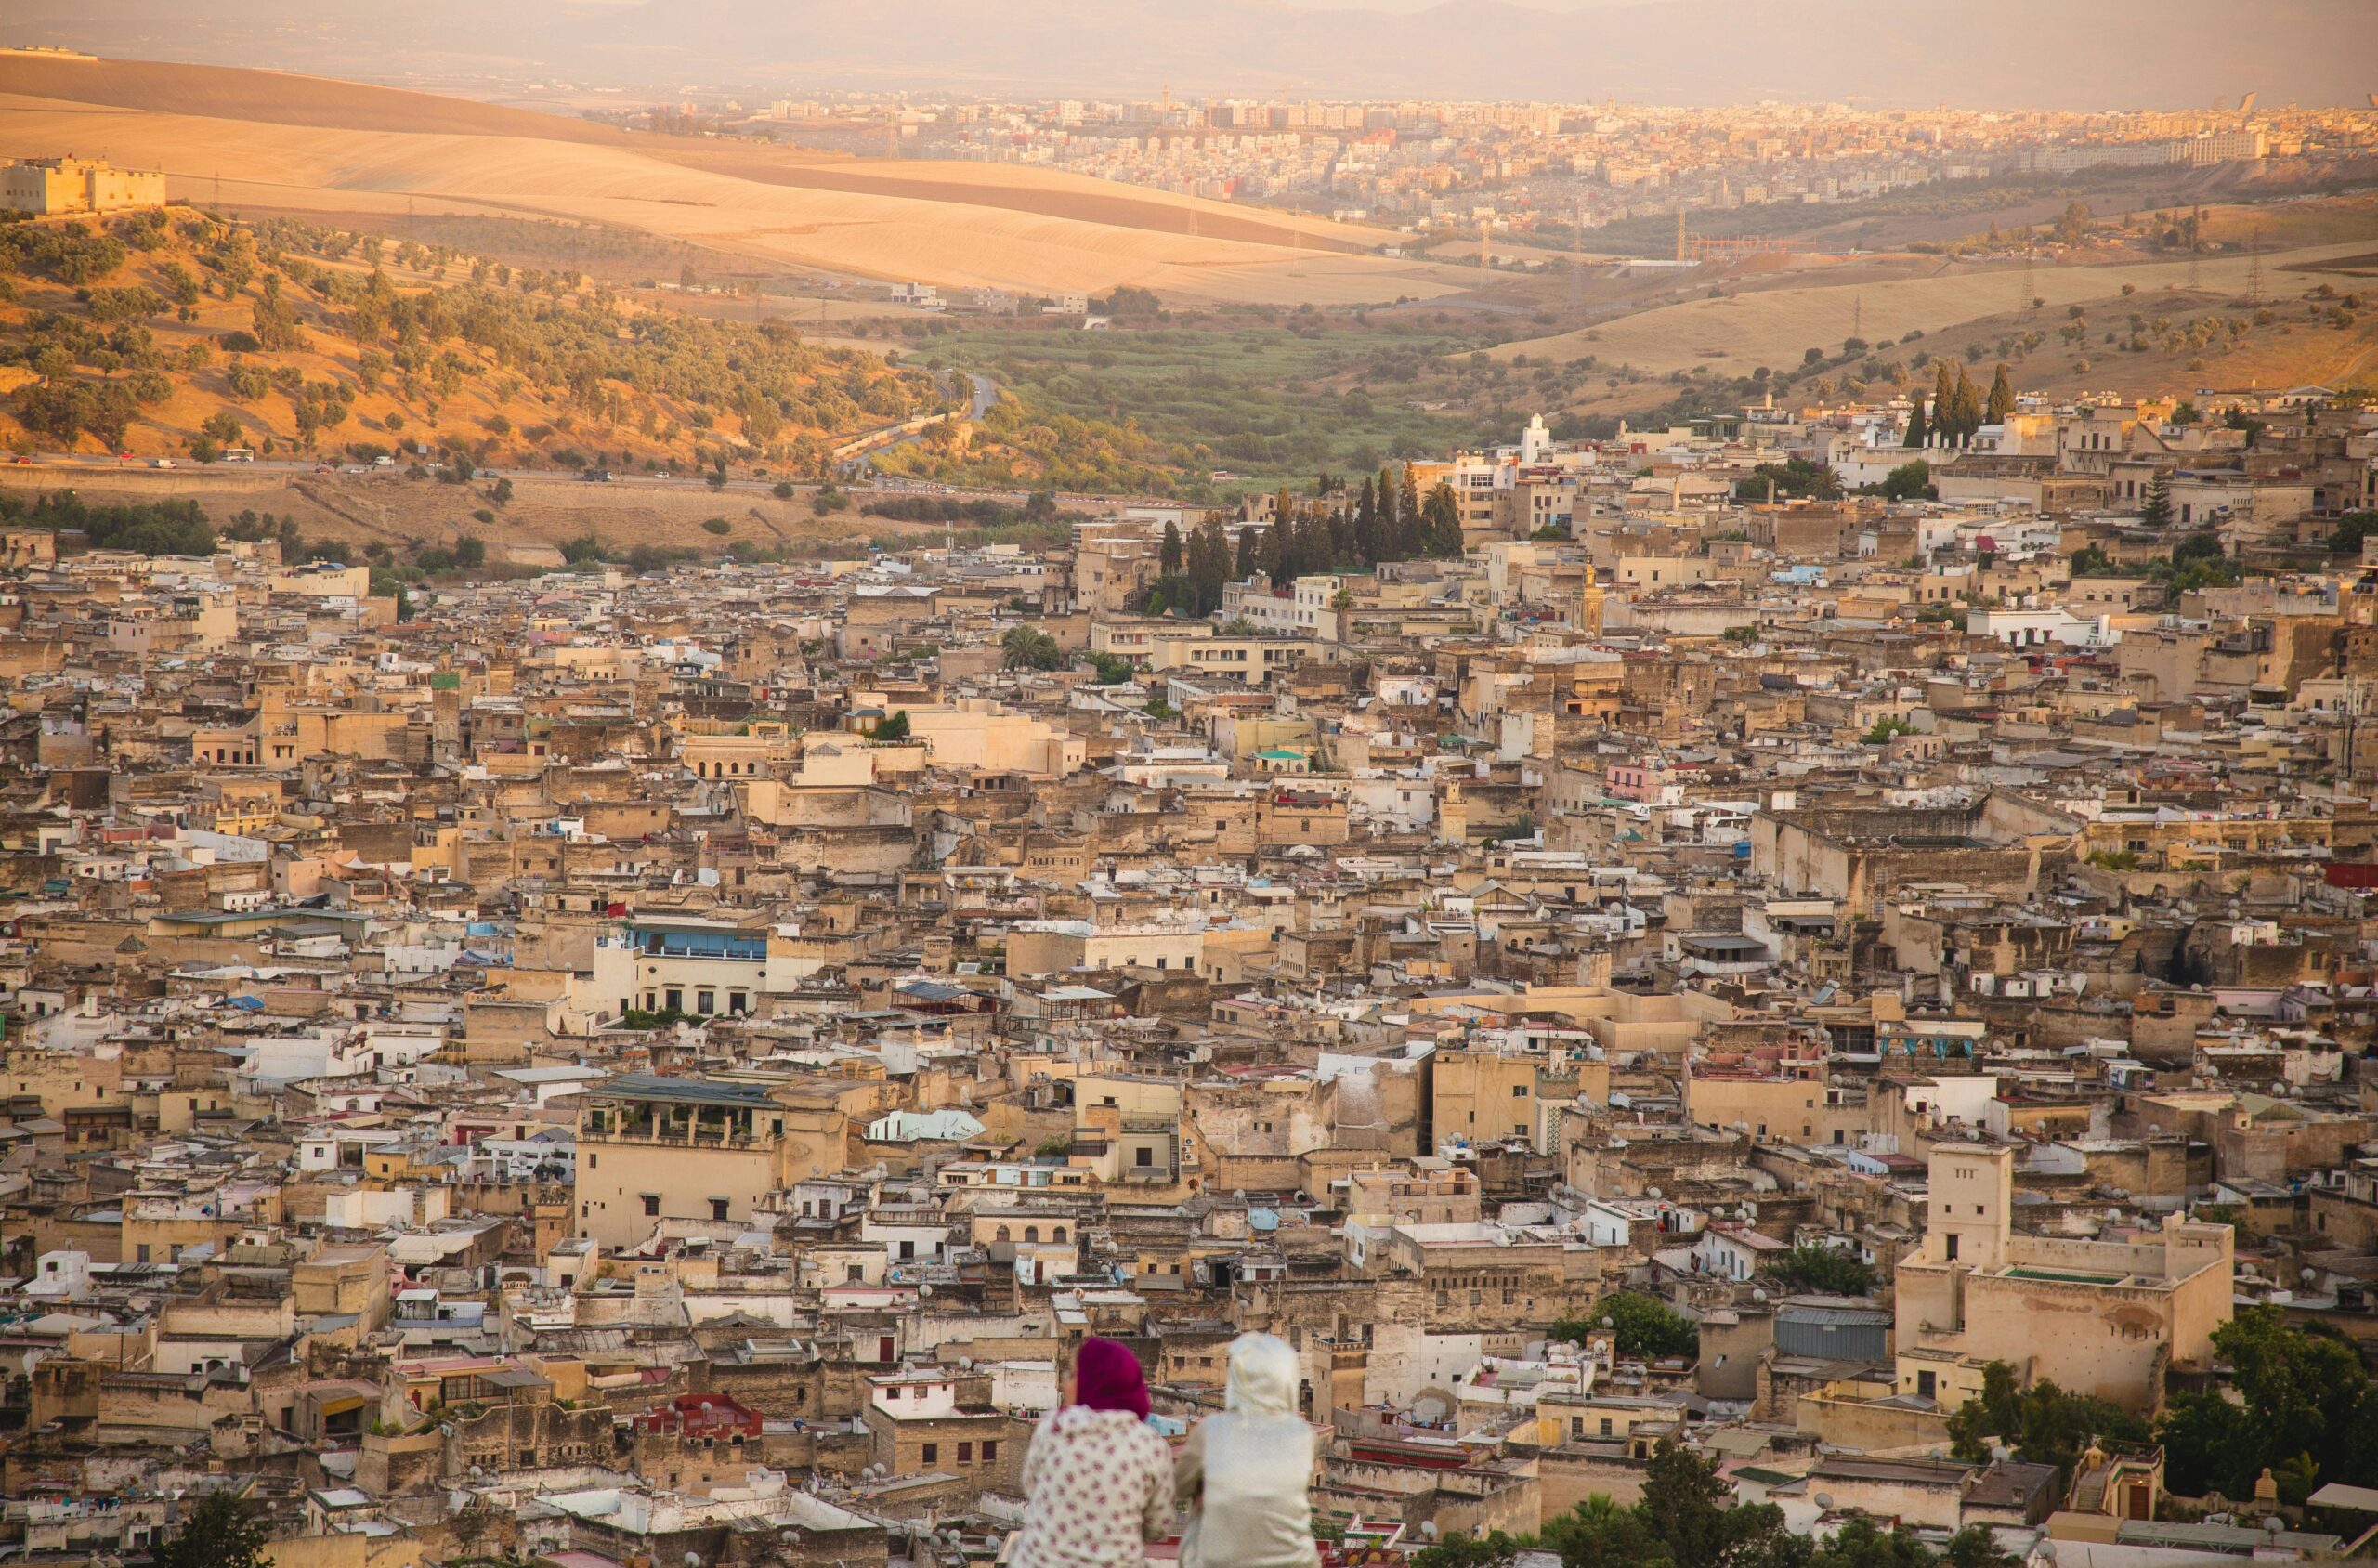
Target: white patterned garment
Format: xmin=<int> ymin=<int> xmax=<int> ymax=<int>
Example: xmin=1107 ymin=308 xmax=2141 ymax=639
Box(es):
xmin=1011 ymin=1404 xmax=1176 ymax=1568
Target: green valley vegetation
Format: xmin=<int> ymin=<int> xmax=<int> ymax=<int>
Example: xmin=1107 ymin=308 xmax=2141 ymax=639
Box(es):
xmin=905 ymin=312 xmax=1509 ymax=493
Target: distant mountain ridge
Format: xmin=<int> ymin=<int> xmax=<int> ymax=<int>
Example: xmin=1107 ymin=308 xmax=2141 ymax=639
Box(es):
xmin=9 ymin=0 xmax=2374 ymax=108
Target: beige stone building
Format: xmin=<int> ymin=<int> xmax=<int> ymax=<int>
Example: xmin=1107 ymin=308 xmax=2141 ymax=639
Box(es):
xmin=2 ymin=156 xmax=165 ymax=216
xmin=1893 ymin=1142 xmax=2232 ymax=1413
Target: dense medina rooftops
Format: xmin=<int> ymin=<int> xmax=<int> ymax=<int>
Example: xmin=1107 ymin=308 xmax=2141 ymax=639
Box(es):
xmin=5 ymin=388 xmax=2378 ymax=1563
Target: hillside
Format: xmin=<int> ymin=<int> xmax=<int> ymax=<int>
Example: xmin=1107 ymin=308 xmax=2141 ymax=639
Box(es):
xmin=0 ymin=55 xmax=1469 ymax=305
xmin=0 ymin=207 xmax=946 ymax=467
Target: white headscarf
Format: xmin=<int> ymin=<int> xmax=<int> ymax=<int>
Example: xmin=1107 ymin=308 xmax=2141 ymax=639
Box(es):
xmin=1223 ymin=1332 xmax=1299 ymax=1417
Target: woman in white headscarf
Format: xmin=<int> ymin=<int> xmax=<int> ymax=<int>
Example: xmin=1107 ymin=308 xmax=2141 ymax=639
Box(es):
xmin=1175 ymin=1331 xmax=1320 ymax=1568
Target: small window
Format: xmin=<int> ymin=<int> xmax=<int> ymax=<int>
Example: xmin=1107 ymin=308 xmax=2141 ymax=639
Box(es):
xmin=643 ymin=1194 xmax=661 ymax=1217
xmin=711 ymin=1198 xmax=730 ymax=1222
xmin=921 ymin=1443 xmax=938 ymax=1465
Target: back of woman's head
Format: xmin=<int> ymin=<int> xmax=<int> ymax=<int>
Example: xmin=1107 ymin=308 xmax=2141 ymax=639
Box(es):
xmin=1223 ymin=1331 xmax=1300 ymax=1417
xmin=1072 ymin=1335 xmax=1151 ymax=1419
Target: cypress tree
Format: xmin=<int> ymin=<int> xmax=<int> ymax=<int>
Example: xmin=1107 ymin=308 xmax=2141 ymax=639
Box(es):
xmin=1353 ymin=477 xmax=1379 ymax=563
xmin=1160 ymin=519 xmax=1182 ymax=578
xmin=1235 ymin=521 xmax=1257 ymax=579
xmin=1986 ymin=363 xmax=2016 ymax=425
xmin=1932 ymin=361 xmax=1958 ymax=443
xmin=1903 ymin=396 xmax=1928 ymax=451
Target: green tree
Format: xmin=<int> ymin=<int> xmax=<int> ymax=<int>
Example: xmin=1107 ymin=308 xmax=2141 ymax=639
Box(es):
xmin=1415 ymin=1531 xmax=1531 ymax=1568
xmin=2069 ymin=544 xmax=2113 ymax=576
xmin=2327 ymin=510 xmax=2378 ymax=556
xmin=1878 ymin=461 xmax=1934 ymax=502
xmin=1550 ymin=1291 xmax=1698 ymax=1360
xmin=2158 ymin=1305 xmax=2378 ymax=1501
xmin=152 ymin=1491 xmax=270 ymax=1568
xmin=1420 ymin=481 xmax=1464 ymax=556
xmin=1760 ymin=1244 xmax=1875 ymax=1296
xmin=2138 ymin=470 xmax=2174 ymax=529
xmin=1862 ymin=714 xmax=1914 ymax=744
xmin=1160 ymin=518 xmax=1183 ymax=577
xmin=1738 ymin=457 xmax=1841 ymax=503
xmin=1940 ymin=1527 xmax=2015 ymax=1568
xmin=1902 ymin=395 xmax=1927 ymax=450
xmin=1985 ymin=363 xmax=2016 ymax=425
xmin=873 ymin=710 xmax=911 ymax=741
xmin=1946 ymin=1362 xmax=2149 ymax=1481
xmin=1000 ymin=625 xmax=1064 ymax=671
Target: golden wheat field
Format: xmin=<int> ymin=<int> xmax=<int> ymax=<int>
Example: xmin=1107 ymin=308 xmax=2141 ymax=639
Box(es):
xmin=1496 ymin=240 xmax=2378 ymax=379
xmin=0 ymin=56 xmax=1475 ymax=304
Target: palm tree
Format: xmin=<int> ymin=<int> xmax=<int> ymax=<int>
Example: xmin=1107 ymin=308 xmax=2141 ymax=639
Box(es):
xmin=1001 ymin=626 xmax=1060 ymax=671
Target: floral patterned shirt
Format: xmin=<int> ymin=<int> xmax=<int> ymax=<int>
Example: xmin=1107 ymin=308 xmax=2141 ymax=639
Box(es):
xmin=1011 ymin=1405 xmax=1176 ymax=1568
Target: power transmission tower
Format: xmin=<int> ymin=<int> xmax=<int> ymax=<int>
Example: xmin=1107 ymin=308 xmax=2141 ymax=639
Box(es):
xmin=2186 ymin=205 xmax=2202 ymax=290
xmin=2245 ymin=227 xmax=2263 ymax=305
xmin=1675 ymin=208 xmax=1687 ymax=264
xmin=2019 ymin=243 xmax=2034 ymax=319
xmin=1851 ymin=294 xmax=1862 ymax=344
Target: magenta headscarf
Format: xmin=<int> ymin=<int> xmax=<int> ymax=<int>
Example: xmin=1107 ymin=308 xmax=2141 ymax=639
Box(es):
xmin=1071 ymin=1336 xmax=1150 ymax=1419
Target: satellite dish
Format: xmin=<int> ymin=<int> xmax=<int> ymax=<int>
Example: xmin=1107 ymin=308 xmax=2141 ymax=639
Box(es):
xmin=1816 ymin=1494 xmax=1834 ymax=1509
xmin=2267 ymin=1518 xmax=2287 ymax=1537
xmin=686 ymin=1554 xmax=703 ymax=1568
xmin=1751 ymin=1288 xmax=1768 ymax=1304
xmin=1421 ymin=1522 xmax=1440 ymax=1539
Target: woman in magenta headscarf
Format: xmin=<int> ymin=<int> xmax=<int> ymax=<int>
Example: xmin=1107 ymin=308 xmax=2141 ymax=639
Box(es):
xmin=1012 ymin=1337 xmax=1174 ymax=1567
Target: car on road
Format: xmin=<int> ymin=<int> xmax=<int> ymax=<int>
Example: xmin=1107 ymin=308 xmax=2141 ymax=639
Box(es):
xmin=151 ymin=458 xmax=175 ymax=469
xmin=651 ymin=471 xmax=671 ymax=479
xmin=11 ymin=455 xmax=30 ymax=464
xmin=343 ymin=465 xmax=367 ymax=474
